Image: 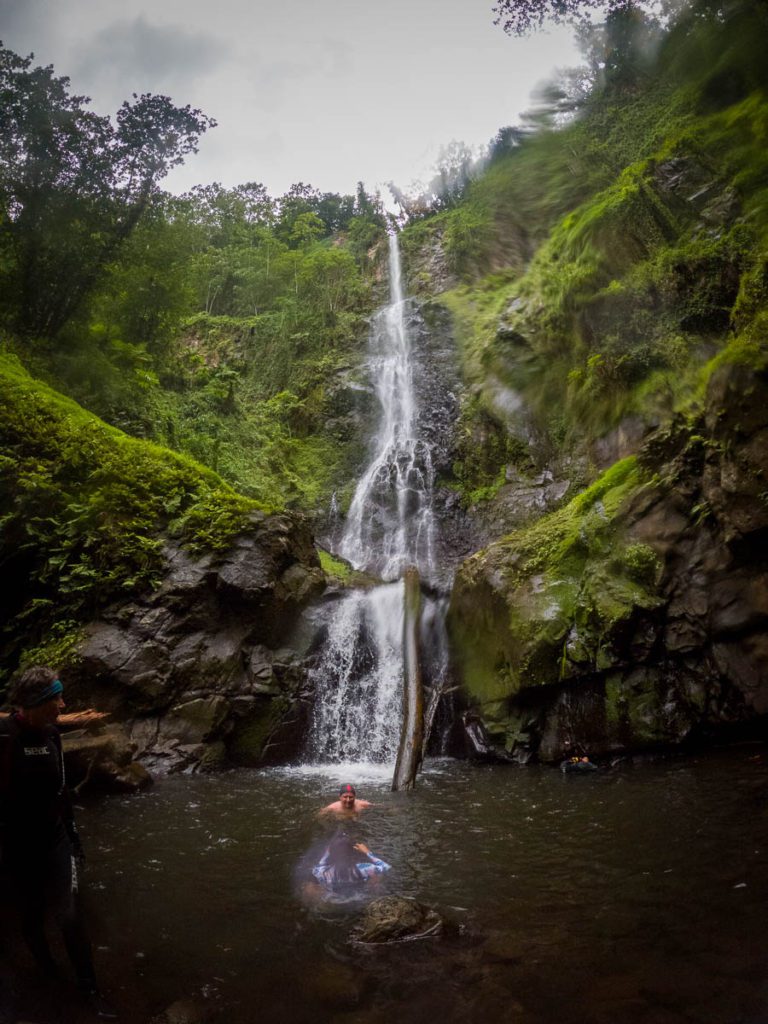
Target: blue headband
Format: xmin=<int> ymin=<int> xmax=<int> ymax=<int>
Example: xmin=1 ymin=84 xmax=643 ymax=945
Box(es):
xmin=28 ymin=678 xmax=63 ymax=707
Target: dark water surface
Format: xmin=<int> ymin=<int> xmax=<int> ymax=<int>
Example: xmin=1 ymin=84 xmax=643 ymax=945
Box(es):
xmin=5 ymin=748 xmax=768 ymax=1024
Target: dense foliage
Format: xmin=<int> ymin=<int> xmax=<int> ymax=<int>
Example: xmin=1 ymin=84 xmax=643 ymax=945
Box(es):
xmin=0 ymin=353 xmax=261 ymax=682
xmin=403 ymin=0 xmax=768 ymax=505
xmin=0 ymin=45 xmax=214 ymax=340
xmin=0 ymin=43 xmax=388 ymax=512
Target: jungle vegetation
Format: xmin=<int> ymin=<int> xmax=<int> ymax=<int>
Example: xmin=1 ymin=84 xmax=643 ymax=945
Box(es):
xmin=1 ymin=0 xmax=767 ymax=679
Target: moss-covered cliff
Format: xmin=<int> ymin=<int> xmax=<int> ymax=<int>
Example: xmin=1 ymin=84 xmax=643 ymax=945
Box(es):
xmin=0 ymin=353 xmax=326 ymax=767
xmin=401 ymin=0 xmax=768 ymax=759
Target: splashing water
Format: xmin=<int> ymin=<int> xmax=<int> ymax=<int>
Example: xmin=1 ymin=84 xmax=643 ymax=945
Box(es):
xmin=307 ymin=582 xmax=404 ymax=763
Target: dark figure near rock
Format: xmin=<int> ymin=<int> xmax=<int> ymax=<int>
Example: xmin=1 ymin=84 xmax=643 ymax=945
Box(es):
xmin=0 ymin=666 xmax=117 ymax=1019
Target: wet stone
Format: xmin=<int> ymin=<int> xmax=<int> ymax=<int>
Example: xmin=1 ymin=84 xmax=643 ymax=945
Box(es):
xmin=354 ymin=896 xmax=443 ymax=944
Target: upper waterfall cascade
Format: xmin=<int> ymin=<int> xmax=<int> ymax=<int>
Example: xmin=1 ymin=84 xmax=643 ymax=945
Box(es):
xmin=338 ymin=234 xmax=437 ymax=583
xmin=308 ymin=235 xmax=447 ymax=765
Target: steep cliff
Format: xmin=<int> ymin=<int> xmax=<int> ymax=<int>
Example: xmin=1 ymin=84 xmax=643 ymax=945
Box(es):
xmin=450 ymin=354 xmax=768 ymax=760
xmin=401 ymin=0 xmax=768 ymax=759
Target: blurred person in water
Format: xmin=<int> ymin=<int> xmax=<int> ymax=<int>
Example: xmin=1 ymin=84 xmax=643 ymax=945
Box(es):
xmin=0 ymin=666 xmax=116 ymax=1020
xmin=307 ymin=832 xmax=390 ymax=897
xmin=318 ymin=783 xmax=372 ymax=817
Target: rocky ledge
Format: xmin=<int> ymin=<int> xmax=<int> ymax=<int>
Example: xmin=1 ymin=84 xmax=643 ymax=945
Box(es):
xmin=449 ymin=358 xmax=768 ymax=762
xmin=67 ymin=510 xmax=325 ymax=774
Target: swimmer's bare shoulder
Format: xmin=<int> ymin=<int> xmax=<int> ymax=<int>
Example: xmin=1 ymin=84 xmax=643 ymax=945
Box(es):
xmin=317 ymin=798 xmax=373 ymax=817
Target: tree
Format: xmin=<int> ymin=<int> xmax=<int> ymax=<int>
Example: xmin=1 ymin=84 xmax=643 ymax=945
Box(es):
xmin=493 ymin=0 xmax=638 ymax=36
xmin=0 ymin=44 xmax=214 ymax=339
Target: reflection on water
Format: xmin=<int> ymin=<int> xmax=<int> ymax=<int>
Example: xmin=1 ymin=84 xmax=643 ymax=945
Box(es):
xmin=4 ymin=749 xmax=768 ymax=1023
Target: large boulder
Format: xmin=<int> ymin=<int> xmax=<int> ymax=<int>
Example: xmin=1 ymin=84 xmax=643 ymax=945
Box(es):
xmin=68 ymin=511 xmax=325 ymax=772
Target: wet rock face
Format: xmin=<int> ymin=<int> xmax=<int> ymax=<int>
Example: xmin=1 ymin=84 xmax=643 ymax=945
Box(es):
xmin=68 ymin=511 xmax=325 ymax=773
xmin=407 ymin=299 xmax=477 ymax=583
xmin=451 ymin=361 xmax=768 ymax=761
xmin=354 ymin=896 xmax=443 ymax=944
xmin=403 ymin=226 xmax=458 ymax=298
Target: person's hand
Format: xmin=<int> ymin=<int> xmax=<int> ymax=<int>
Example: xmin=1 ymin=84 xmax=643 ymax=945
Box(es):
xmin=354 ymin=842 xmax=370 ymax=854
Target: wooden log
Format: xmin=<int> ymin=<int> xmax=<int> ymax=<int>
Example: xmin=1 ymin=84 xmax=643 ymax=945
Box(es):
xmin=391 ymin=566 xmax=424 ymax=792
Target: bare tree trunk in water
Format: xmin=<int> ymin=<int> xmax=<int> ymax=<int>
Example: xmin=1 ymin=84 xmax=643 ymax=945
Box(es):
xmin=392 ymin=566 xmax=424 ymax=791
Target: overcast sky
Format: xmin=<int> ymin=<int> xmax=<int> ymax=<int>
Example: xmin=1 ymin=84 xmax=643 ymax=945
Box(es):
xmin=0 ymin=0 xmax=581 ymax=201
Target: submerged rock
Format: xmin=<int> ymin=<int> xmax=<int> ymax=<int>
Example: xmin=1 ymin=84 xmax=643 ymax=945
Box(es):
xmin=301 ymin=961 xmax=366 ymax=1011
xmin=149 ymin=998 xmax=207 ymax=1024
xmin=354 ymin=896 xmax=443 ymax=944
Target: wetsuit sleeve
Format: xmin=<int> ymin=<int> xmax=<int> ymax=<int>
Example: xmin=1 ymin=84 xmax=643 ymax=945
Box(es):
xmin=0 ymin=725 xmax=13 ymax=815
xmin=52 ymin=730 xmax=84 ymax=860
xmin=0 ymin=727 xmax=12 ymax=859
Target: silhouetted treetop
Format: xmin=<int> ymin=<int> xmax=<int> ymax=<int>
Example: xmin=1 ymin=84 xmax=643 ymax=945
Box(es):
xmin=493 ymin=0 xmax=639 ymax=35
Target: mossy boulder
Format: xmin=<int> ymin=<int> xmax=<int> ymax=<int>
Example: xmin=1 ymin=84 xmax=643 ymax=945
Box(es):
xmin=449 ymin=456 xmax=659 ymax=700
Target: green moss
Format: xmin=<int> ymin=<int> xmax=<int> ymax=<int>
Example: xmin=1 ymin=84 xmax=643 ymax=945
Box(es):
xmin=227 ymin=699 xmax=289 ymax=766
xmin=450 ymin=456 xmax=662 ymax=701
xmin=404 ymin=6 xmax=768 ymax=469
xmin=318 ymin=549 xmax=354 ymax=583
xmin=0 ymin=353 xmax=266 ymax=678
xmin=18 ymin=620 xmax=86 ymax=673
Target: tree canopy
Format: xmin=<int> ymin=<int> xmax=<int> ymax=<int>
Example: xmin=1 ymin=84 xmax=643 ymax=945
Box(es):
xmin=0 ymin=44 xmax=215 ymax=339
xmin=493 ymin=0 xmax=641 ymax=35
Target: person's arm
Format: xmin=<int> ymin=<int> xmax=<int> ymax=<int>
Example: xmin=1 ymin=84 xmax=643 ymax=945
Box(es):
xmin=358 ymin=855 xmax=390 ymax=879
xmin=53 ymin=731 xmax=85 ymax=863
xmin=0 ymin=730 xmax=11 ymax=855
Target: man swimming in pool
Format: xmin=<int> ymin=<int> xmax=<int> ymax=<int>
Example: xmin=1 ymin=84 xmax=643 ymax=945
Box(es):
xmin=318 ymin=784 xmax=372 ymax=817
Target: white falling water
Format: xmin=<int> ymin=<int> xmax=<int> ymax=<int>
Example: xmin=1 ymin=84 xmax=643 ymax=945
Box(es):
xmin=306 ymin=584 xmax=404 ymax=763
xmin=308 ymin=234 xmax=439 ymax=765
xmin=338 ymin=234 xmax=437 ymax=582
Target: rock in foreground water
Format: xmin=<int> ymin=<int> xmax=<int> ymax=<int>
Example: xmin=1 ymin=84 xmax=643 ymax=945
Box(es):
xmin=354 ymin=896 xmax=442 ymax=944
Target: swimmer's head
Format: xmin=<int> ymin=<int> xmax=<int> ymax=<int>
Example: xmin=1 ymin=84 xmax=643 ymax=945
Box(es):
xmin=339 ymin=784 xmax=356 ymax=808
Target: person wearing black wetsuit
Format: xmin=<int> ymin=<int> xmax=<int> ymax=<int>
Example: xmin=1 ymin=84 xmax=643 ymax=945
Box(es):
xmin=0 ymin=665 xmax=116 ymax=1019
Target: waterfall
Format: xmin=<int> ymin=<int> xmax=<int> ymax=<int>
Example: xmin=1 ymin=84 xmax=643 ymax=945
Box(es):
xmin=338 ymin=235 xmax=437 ymax=582
xmin=307 ymin=234 xmax=443 ymax=766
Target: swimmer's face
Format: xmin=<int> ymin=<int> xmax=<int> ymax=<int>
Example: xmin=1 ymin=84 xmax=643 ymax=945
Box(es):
xmin=340 ymin=792 xmax=356 ymax=809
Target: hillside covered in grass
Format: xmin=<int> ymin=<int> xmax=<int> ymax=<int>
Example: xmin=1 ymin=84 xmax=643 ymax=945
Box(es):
xmin=404 ymin=1 xmax=767 ymax=492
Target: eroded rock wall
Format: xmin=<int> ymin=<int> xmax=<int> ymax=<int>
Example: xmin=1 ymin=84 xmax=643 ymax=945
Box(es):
xmin=449 ymin=360 xmax=768 ymax=761
xmin=67 ymin=510 xmax=325 ymax=773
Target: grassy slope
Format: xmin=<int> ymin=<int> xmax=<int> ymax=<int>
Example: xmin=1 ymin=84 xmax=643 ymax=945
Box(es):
xmin=398 ymin=2 xmax=768 ymax=721
xmin=0 ymin=352 xmax=265 ymax=681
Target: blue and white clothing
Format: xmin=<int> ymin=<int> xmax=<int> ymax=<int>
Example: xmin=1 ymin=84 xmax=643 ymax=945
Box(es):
xmin=312 ymin=852 xmax=391 ymax=886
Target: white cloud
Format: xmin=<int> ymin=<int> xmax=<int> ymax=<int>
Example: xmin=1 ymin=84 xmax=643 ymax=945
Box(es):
xmin=1 ymin=0 xmax=583 ymax=199
xmin=72 ymin=16 xmax=229 ymax=108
